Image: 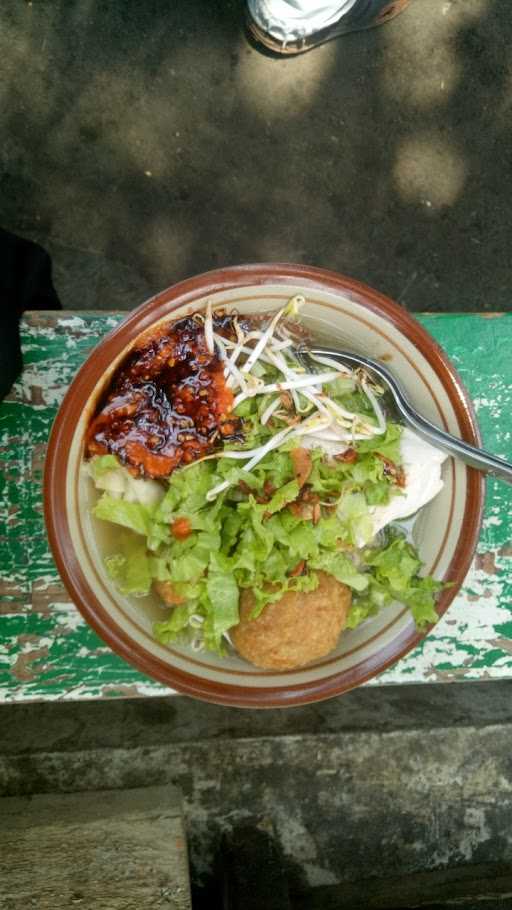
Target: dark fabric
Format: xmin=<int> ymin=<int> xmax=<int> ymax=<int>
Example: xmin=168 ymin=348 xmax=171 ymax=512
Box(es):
xmin=0 ymin=229 xmax=61 ymax=400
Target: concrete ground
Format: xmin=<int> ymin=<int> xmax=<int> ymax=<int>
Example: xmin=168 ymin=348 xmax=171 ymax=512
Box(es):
xmin=4 ymin=681 xmax=512 ymax=904
xmin=1 ymin=0 xmax=511 ymax=313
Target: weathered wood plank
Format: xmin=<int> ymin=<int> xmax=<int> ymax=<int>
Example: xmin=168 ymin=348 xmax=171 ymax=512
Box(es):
xmin=0 ymin=786 xmax=191 ymax=910
xmin=0 ymin=311 xmax=510 ymax=701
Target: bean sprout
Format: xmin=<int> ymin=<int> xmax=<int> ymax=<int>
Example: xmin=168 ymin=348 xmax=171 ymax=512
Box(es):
xmin=260 ymin=397 xmax=281 ymax=425
xmin=201 ymin=298 xmax=388 ymax=499
xmin=204 ymin=301 xmax=214 ymax=354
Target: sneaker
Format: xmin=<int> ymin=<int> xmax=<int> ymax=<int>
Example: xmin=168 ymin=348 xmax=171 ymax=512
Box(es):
xmin=246 ymin=0 xmax=410 ymax=56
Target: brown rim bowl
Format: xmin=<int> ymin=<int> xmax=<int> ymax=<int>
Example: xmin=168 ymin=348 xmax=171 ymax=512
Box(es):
xmin=44 ymin=264 xmax=484 ymax=707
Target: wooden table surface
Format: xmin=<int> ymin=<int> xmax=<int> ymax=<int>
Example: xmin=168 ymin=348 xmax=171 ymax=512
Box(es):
xmin=0 ymin=311 xmax=511 ymax=703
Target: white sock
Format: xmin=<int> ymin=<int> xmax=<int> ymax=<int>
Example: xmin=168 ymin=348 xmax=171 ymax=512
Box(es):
xmin=248 ymin=0 xmax=358 ymax=41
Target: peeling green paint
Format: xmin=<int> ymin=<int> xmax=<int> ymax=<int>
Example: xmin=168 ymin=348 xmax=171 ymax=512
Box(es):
xmin=0 ymin=312 xmax=511 ymax=701
xmin=495 ymin=621 xmax=512 ymax=638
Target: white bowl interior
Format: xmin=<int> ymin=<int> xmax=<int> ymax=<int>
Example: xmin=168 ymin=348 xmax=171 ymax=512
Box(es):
xmin=67 ymin=284 xmax=466 ymax=691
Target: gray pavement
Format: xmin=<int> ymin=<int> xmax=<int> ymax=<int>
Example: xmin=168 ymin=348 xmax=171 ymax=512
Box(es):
xmin=4 ymin=681 xmax=512 ymax=900
xmin=1 ymin=0 xmax=511 ymax=312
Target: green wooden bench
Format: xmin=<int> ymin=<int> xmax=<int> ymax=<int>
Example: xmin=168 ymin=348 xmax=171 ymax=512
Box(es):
xmin=0 ymin=311 xmax=511 ymax=703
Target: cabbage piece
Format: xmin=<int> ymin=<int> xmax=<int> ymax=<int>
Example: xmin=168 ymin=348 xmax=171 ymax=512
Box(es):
xmin=87 ymin=455 xmax=164 ymax=507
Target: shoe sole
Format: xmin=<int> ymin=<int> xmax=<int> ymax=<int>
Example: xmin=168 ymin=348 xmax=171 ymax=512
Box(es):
xmin=246 ymin=0 xmax=410 ymax=57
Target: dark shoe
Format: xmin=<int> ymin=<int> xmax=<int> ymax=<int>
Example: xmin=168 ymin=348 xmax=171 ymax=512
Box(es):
xmin=0 ymin=229 xmax=61 ymax=400
xmin=246 ymin=0 xmax=410 ymax=56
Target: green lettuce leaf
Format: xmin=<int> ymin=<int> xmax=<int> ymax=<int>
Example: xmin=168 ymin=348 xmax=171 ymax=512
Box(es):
xmin=355 ymin=422 xmax=402 ymax=463
xmin=329 ymin=376 xmax=356 ymax=398
xmin=332 ymin=387 xmax=375 ymax=420
xmin=336 ymin=491 xmax=374 ymax=545
xmin=89 ymin=454 xmax=120 ymax=479
xmin=309 ymin=551 xmax=369 ymax=592
xmin=93 ymin=493 xmax=155 ymax=536
xmin=258 ymin=479 xmax=300 ymax=516
xmin=204 ymin=571 xmax=240 ymax=649
xmin=347 ymin=532 xmax=444 ymax=629
xmin=156 ymin=461 xmax=216 ymax=522
xmin=91 ymin=398 xmax=443 ymax=656
xmin=154 ymin=604 xmax=197 ymax=642
xmin=169 ymin=551 xmax=209 ymax=583
xmin=105 ymin=533 xmax=151 ymax=595
xmin=365 ymin=534 xmax=421 ymax=591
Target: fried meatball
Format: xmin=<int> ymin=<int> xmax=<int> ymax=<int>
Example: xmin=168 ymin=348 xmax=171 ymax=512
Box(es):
xmin=231 ymin=572 xmax=351 ymax=670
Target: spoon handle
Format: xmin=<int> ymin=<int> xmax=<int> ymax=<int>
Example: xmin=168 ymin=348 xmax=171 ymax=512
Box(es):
xmin=306 ymin=346 xmax=512 ymax=485
xmin=396 ymin=399 xmax=512 ymax=484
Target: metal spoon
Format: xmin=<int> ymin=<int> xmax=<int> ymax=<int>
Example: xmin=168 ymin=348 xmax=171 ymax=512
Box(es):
xmin=295 ymin=345 xmax=512 ymax=484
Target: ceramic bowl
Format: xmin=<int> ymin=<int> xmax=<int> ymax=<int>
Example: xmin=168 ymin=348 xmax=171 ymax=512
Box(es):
xmin=44 ymin=264 xmax=484 ymax=706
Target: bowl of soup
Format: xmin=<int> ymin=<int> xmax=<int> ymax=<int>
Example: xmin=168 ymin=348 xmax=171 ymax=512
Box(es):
xmin=44 ymin=263 xmax=484 ymax=706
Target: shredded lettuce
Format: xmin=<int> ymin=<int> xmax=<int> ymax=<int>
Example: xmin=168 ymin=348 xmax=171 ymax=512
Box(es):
xmin=155 ymin=604 xmax=196 ymax=640
xmin=93 ymin=493 xmax=156 ymax=537
xmin=348 ymin=532 xmax=444 ymax=629
xmin=83 ymin=301 xmax=449 ymax=665
xmin=307 ymin=445 xmax=398 ymax=508
xmin=89 ymin=454 xmax=121 ymax=479
xmin=156 ymin=461 xmax=215 ymax=521
xmin=309 ymin=551 xmax=369 ymax=592
xmin=336 ymin=492 xmax=374 ymax=546
xmin=104 ymin=533 xmax=152 ymax=596
xmin=88 ymin=420 xmax=443 ymax=654
xmin=205 ymin=572 xmax=240 ymax=643
xmin=355 ymin=422 xmax=402 ymax=462
xmin=258 ymin=479 xmax=300 ymax=516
